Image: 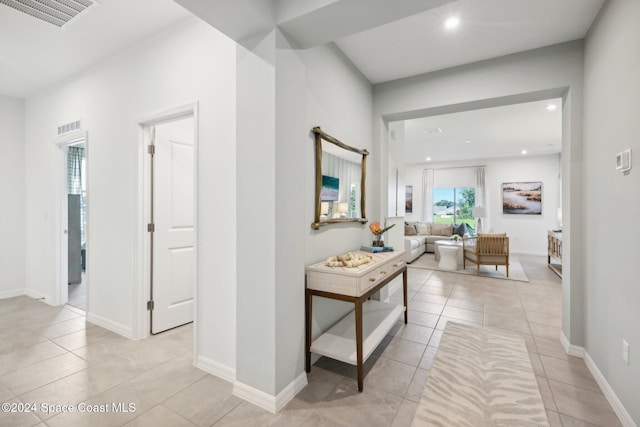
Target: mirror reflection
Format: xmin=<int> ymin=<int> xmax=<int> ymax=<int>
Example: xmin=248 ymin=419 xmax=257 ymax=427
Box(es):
xmin=320 ymin=150 xmax=361 ymax=220
xmin=312 ymin=127 xmax=368 ymax=229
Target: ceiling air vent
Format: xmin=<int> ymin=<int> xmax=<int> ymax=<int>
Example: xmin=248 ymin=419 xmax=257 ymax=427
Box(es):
xmin=58 ymin=120 xmax=82 ymax=136
xmin=0 ymin=0 xmax=97 ymax=28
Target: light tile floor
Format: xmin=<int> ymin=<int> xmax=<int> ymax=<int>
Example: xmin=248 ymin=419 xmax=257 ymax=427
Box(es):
xmin=0 ymin=255 xmax=623 ymax=426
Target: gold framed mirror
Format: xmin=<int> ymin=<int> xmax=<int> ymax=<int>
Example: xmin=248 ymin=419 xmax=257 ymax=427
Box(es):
xmin=311 ymin=126 xmax=368 ymax=230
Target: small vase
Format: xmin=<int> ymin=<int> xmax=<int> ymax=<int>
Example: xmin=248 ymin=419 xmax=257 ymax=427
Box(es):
xmin=372 ymin=236 xmax=384 ymax=247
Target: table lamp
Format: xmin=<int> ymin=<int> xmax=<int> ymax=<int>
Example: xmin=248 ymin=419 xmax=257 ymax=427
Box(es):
xmin=338 ymin=202 xmax=349 ymax=218
xmin=472 ymin=206 xmax=486 ymax=233
xmin=320 ymin=202 xmax=329 ymax=220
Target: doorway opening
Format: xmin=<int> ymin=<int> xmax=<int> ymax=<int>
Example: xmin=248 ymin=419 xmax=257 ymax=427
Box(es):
xmin=57 ymin=135 xmax=88 ymax=311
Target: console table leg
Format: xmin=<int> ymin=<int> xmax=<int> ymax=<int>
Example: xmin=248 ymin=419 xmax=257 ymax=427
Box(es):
xmin=403 ymin=268 xmax=408 ymax=324
xmin=355 ymin=299 xmax=364 ymax=392
xmin=305 ymin=289 xmax=312 ymax=373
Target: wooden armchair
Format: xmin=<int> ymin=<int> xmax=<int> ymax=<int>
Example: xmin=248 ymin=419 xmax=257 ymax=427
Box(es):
xmin=463 ymin=234 xmax=510 ymax=277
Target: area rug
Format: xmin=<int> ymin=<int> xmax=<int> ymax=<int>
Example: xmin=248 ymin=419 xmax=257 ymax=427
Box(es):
xmin=412 ymin=322 xmax=549 ymax=426
xmin=408 ymin=253 xmax=529 ymax=282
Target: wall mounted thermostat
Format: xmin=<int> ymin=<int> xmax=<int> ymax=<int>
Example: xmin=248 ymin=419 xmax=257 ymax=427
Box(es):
xmin=616 ymin=149 xmax=631 ymax=172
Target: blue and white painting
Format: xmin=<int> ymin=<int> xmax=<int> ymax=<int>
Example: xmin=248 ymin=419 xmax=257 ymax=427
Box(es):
xmin=502 ymin=182 xmax=542 ymax=215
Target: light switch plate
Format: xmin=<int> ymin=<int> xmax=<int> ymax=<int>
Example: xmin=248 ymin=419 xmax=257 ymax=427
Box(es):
xmin=616 ymin=149 xmax=631 ymax=171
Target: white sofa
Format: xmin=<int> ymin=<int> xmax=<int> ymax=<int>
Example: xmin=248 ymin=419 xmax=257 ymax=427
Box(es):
xmin=404 ymin=222 xmax=465 ymax=263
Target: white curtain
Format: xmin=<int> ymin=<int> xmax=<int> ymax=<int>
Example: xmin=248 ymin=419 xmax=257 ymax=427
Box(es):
xmin=422 ymin=169 xmax=434 ymax=221
xmin=67 ymin=146 xmax=86 ymax=244
xmin=475 ymin=166 xmax=486 ymax=209
xmin=322 ymin=152 xmax=361 ymax=217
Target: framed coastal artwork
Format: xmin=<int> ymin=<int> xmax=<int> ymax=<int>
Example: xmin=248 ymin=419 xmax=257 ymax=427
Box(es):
xmin=502 ymin=182 xmax=542 ymax=215
xmin=405 ymin=185 xmax=413 ymax=213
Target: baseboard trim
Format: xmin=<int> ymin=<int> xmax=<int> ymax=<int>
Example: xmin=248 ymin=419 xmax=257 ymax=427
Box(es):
xmin=274 ymin=372 xmax=308 ymax=413
xmin=233 ymin=372 xmax=307 ymax=414
xmin=195 ymin=355 xmax=236 ymax=383
xmin=560 ymin=331 xmax=585 ymax=358
xmin=560 ymin=332 xmax=636 ymax=427
xmin=86 ymin=312 xmax=133 ymax=339
xmin=25 ymin=289 xmax=56 ymax=306
xmin=0 ymin=288 xmax=26 ymax=300
xmin=583 ymin=352 xmax=637 ymax=427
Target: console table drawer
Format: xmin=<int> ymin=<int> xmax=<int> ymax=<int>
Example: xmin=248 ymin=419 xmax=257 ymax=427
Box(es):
xmin=306 ymin=250 xmax=405 ymax=297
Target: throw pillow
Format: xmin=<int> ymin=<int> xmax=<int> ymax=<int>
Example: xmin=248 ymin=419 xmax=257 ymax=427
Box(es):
xmin=441 ymin=224 xmax=454 ymax=236
xmin=430 ymin=222 xmax=445 ymax=235
xmin=420 ymin=221 xmax=431 ymax=235
xmin=404 ymin=224 xmax=417 ymax=235
xmin=465 ymin=223 xmax=475 ymax=237
xmin=453 ymin=223 xmax=466 ymax=238
xmin=415 ymin=222 xmax=429 ymax=235
xmin=430 ymin=222 xmax=453 ymax=236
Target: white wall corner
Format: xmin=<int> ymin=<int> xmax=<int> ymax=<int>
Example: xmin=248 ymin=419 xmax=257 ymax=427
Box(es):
xmin=583 ymin=352 xmax=637 ymax=427
xmin=195 ymin=355 xmax=236 ymax=383
xmin=560 ymin=330 xmax=585 ymax=358
xmin=86 ymin=312 xmax=133 ymax=339
xmin=275 ymin=372 xmax=308 ymax=413
xmin=561 ymin=332 xmax=636 ymax=427
xmin=233 ymin=372 xmax=307 ymax=414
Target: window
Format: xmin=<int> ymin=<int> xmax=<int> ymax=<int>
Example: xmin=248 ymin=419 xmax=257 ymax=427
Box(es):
xmin=433 ymin=187 xmax=475 ymax=226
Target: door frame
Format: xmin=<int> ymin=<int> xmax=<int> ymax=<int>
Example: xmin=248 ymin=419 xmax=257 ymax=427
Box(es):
xmin=55 ymin=132 xmax=89 ymax=308
xmin=134 ymin=102 xmax=199 ymax=343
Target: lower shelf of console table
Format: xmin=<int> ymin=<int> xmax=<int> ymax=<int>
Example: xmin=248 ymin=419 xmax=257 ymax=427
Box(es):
xmin=310 ymin=300 xmax=405 ymax=365
xmin=305 ymin=250 xmax=407 ymax=392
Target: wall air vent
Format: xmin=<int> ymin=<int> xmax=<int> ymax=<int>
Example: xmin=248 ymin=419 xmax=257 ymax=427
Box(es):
xmin=58 ymin=120 xmax=82 ymax=136
xmin=0 ymin=0 xmax=97 ymax=28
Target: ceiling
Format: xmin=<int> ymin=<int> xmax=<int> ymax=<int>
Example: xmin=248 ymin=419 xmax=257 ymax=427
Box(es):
xmin=394 ymin=98 xmax=563 ymax=165
xmin=0 ymin=0 xmax=604 ymax=161
xmin=335 ymin=0 xmax=605 ymax=84
xmin=0 ymin=0 xmax=605 ymax=98
xmin=0 ymin=0 xmax=192 ymax=98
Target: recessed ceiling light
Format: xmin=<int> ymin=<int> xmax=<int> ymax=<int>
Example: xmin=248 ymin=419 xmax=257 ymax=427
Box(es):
xmin=546 ymin=104 xmax=557 ymax=111
xmin=426 ymin=157 xmax=432 ymax=161
xmin=444 ymin=16 xmax=460 ymax=30
xmin=521 ymin=150 xmax=528 ymax=155
xmin=465 ymin=140 xmax=471 ymax=144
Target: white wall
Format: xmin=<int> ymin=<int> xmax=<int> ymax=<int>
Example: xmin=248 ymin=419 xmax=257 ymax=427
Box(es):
xmin=405 ymin=154 xmax=560 ymax=255
xmin=583 ymin=0 xmax=640 ymax=423
xmin=24 ymin=19 xmax=238 ymax=370
xmin=0 ymin=95 xmax=25 ymax=298
xmin=279 ymin=41 xmax=373 ymax=393
xmin=235 ymin=30 xmax=278 ymax=395
xmin=234 ymin=32 xmax=373 ymax=398
xmin=485 ymin=156 xmax=560 ymax=254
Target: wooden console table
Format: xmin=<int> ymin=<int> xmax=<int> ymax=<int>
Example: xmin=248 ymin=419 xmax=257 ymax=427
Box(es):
xmin=548 ymin=230 xmax=562 ymax=277
xmin=305 ymin=250 xmax=407 ymax=392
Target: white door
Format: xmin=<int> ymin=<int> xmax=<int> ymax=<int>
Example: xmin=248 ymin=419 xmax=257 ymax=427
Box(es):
xmin=151 ymin=116 xmax=195 ymax=334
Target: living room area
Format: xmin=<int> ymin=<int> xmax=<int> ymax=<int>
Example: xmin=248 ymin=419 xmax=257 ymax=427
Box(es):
xmin=387 ymin=98 xmax=562 ymax=283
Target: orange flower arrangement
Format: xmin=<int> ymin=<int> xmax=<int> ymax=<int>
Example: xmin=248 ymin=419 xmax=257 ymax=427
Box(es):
xmin=369 ymin=222 xmax=382 ymax=235
xmin=369 ymin=218 xmax=395 ymax=246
